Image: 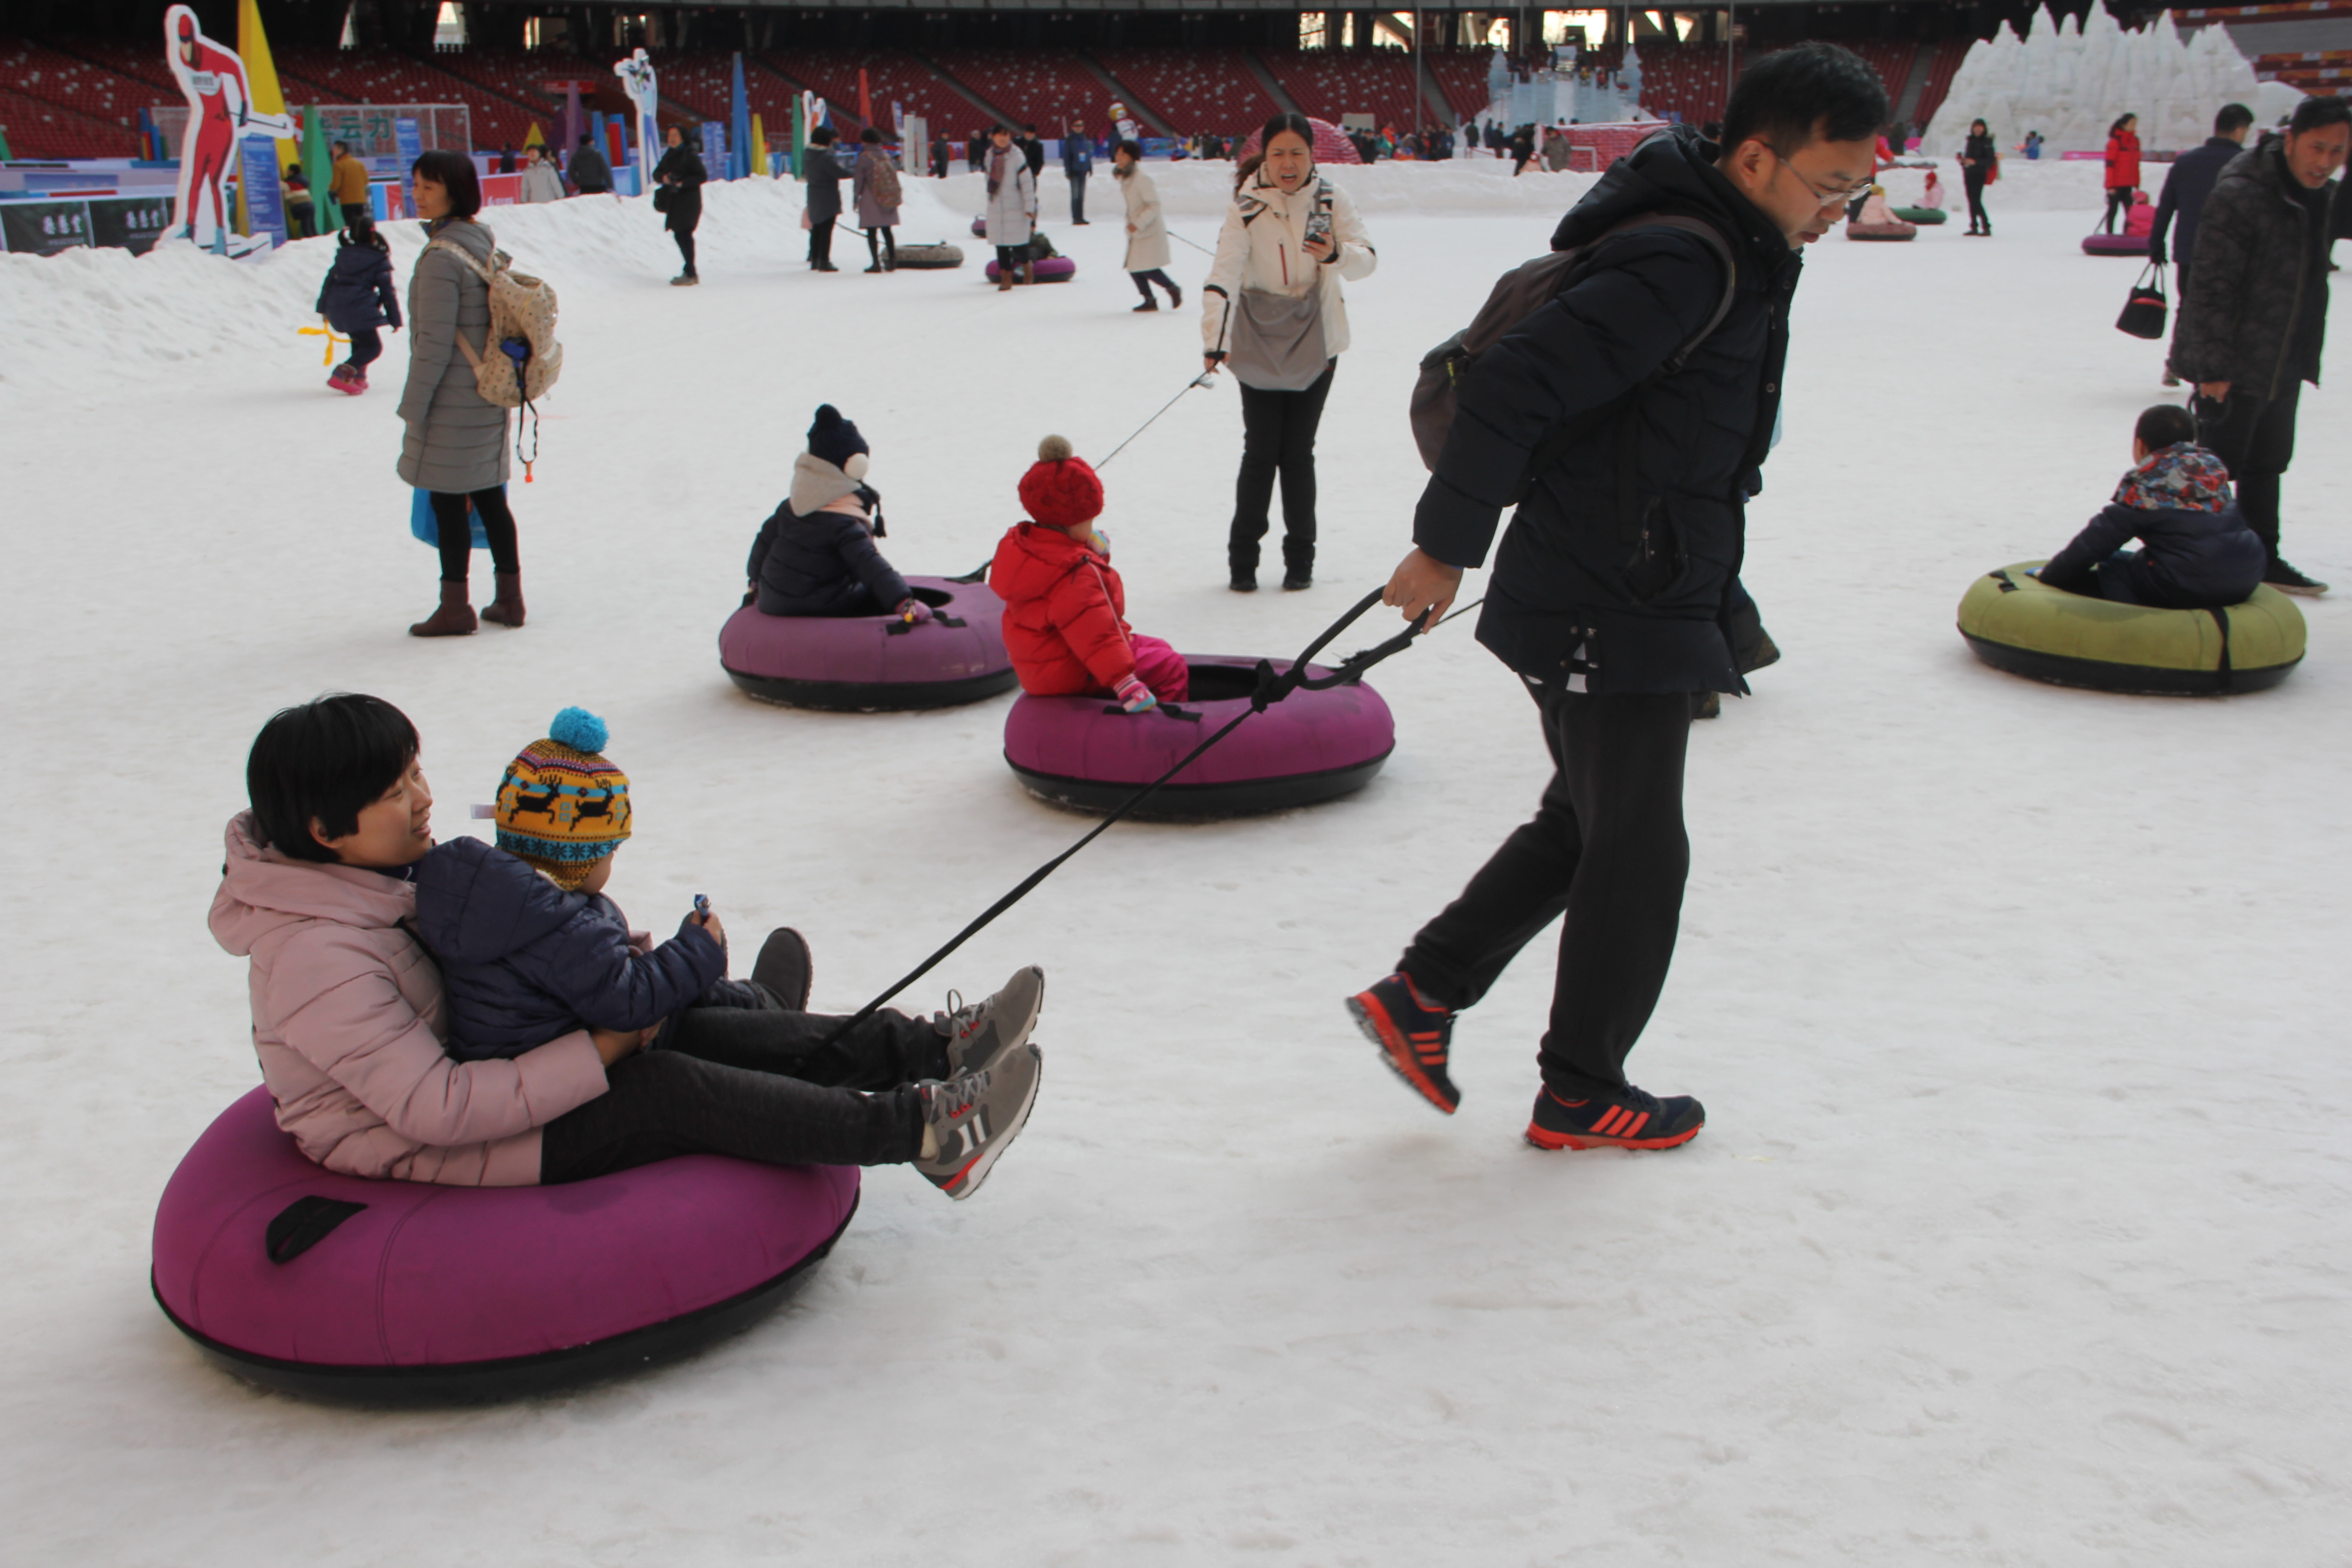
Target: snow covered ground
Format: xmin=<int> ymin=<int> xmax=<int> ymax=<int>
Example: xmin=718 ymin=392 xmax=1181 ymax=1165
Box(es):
xmin=2 ymin=167 xmax=2346 ymax=1564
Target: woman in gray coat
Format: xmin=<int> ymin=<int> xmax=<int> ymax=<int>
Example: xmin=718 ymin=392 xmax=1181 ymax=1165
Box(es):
xmin=980 ymin=123 xmax=1037 ymax=290
xmin=852 ymin=126 xmax=901 ymax=272
xmin=398 ymin=150 xmax=520 ymax=637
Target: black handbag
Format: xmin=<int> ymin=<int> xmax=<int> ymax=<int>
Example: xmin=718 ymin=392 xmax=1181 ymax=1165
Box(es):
xmin=2117 ymin=262 xmax=2167 ymax=339
xmin=652 ymin=184 xmax=673 ymax=214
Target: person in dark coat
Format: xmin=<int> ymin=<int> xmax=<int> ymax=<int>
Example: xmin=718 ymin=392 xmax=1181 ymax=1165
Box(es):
xmin=1062 ymin=116 xmax=1093 ymax=223
xmin=1959 ymin=118 xmax=1998 ymax=235
xmin=930 ymin=132 xmax=951 ymax=178
xmin=2036 ymin=404 xmax=2265 ymax=607
xmin=744 ymin=405 xmax=928 ymax=619
xmin=314 ymin=211 xmax=400 ymax=393
xmin=653 ymin=123 xmax=707 ymax=285
xmin=1019 ymin=123 xmax=1047 ymax=178
xmin=2151 ymin=103 xmax=2255 ymax=382
xmin=568 ymin=133 xmax=612 ymax=194
xmin=2173 ymin=96 xmax=2351 ymax=595
xmin=1356 ymin=45 xmax=1887 ymax=1156
xmin=803 ymin=124 xmax=846 ymax=272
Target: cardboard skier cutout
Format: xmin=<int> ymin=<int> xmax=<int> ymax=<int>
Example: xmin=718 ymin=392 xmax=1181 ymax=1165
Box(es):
xmin=612 ymin=49 xmax=661 ymax=194
xmin=162 ymin=4 xmax=288 ymax=255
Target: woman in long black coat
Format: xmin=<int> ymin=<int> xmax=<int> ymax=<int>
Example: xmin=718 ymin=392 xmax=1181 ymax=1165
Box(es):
xmin=654 ymin=123 xmax=708 ymax=286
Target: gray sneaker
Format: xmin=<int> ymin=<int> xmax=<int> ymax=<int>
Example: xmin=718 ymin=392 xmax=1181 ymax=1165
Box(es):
xmin=938 ymin=966 xmax=1047 ymax=1076
xmin=912 ymin=1046 xmax=1043 ymax=1200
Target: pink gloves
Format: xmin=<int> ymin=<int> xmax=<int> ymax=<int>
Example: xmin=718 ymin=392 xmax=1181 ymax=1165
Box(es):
xmin=1112 ymin=673 xmax=1158 ymax=714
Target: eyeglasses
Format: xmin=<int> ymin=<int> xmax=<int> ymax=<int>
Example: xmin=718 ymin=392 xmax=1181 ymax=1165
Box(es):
xmin=1769 ymin=145 xmax=1877 ymax=206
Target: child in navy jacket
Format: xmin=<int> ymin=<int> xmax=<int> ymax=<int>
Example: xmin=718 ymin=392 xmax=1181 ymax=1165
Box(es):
xmin=745 ymin=404 xmax=931 ymax=619
xmin=314 ymin=212 xmax=401 ymax=395
xmin=2038 ymin=404 xmax=2265 ymax=608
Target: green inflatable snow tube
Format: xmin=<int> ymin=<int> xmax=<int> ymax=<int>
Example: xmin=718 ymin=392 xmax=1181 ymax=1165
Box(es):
xmin=1957 ymin=560 xmax=2305 ymax=695
xmin=1891 ymin=206 xmax=1948 ymax=224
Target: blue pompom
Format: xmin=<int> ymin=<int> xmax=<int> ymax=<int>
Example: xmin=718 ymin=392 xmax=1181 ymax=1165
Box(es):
xmin=548 ymin=706 xmax=609 ymax=754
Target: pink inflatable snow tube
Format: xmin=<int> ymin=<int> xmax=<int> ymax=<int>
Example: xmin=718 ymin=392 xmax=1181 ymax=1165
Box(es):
xmin=1003 ymin=655 xmax=1395 ymax=818
xmin=984 ymin=256 xmax=1077 ymax=283
xmin=2082 ymin=233 xmax=2150 ymax=256
xmin=720 ymin=575 xmax=1016 ymax=710
xmin=152 ymin=1087 xmax=860 ymax=1401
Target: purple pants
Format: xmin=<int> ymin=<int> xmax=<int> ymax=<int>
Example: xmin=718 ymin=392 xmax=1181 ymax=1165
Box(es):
xmin=1120 ymin=635 xmax=1189 ymax=704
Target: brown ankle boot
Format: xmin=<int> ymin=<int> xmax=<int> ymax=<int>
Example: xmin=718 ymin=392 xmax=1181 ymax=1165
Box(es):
xmin=480 ymin=571 xmax=525 ymax=627
xmin=1019 ymin=261 xmax=1035 ymax=286
xmin=996 ymin=270 xmax=1014 ymax=292
xmin=408 ymin=580 xmax=477 ymax=637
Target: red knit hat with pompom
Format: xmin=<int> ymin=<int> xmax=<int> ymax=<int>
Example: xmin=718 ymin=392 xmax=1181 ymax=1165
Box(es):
xmin=1018 ymin=434 xmax=1105 ymax=529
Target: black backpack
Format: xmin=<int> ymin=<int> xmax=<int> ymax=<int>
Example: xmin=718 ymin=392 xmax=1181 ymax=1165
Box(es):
xmin=1409 ymin=213 xmax=1739 ymax=503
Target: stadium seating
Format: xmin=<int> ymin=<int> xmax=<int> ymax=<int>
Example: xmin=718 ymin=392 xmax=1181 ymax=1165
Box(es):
xmin=765 ymin=50 xmax=969 ymax=137
xmin=1912 ymin=39 xmax=1972 ymax=128
xmin=1262 ymin=49 xmax=1429 ymax=128
xmin=1423 ymin=51 xmax=1495 ymax=120
xmin=929 ymin=49 xmax=1106 ymax=133
xmin=1092 ymin=47 xmax=1279 ymax=137
xmin=0 ymin=80 xmax=137 ymax=158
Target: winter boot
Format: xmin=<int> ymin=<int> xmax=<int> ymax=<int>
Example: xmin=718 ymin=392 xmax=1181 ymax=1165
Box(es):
xmin=1525 ymin=1081 xmax=1705 ymax=1152
xmin=1133 ymin=298 xmax=1159 ymax=312
xmin=1019 ymin=261 xmax=1035 ymax=286
xmin=750 ymin=927 xmax=814 ymax=1011
xmin=479 ymin=570 xmax=526 ymax=627
xmin=1281 ymin=540 xmax=1314 ymax=592
xmin=938 ymin=966 xmax=1048 ymax=1077
xmin=912 ymin=1044 xmax=1044 ymax=1200
xmin=407 ymin=580 xmax=477 ymax=637
xmin=1347 ymin=972 xmax=1460 ymax=1114
xmin=1168 ymin=283 xmax=1183 ymax=308
xmin=997 ymin=269 xmax=1014 ymax=293
xmin=328 ymin=363 xmax=362 ymax=395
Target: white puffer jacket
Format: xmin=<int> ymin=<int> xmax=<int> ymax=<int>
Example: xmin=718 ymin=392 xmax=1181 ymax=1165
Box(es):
xmin=1200 ymin=170 xmax=1376 ymax=360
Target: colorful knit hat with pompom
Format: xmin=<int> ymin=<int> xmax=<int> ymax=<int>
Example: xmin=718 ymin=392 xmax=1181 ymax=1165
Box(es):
xmin=1018 ymin=434 xmax=1105 ymax=529
xmin=494 ymin=707 xmax=632 ymax=890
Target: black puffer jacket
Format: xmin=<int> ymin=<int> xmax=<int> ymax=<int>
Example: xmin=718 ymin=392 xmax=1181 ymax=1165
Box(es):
xmin=1414 ymin=126 xmax=1800 ymax=695
xmin=745 ymin=492 xmax=913 ymax=616
xmin=654 ymin=141 xmax=708 ymax=231
xmin=314 ymin=238 xmax=401 ymax=333
xmin=413 ymin=837 xmax=725 ymax=1061
xmin=2173 ymin=135 xmax=2336 ymax=398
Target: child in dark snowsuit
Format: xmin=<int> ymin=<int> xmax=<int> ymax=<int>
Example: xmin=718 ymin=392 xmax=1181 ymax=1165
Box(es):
xmin=745 ymin=404 xmax=931 ymax=619
xmin=990 ymin=434 xmax=1188 ymax=712
xmin=412 ymin=707 xmax=734 ymax=1061
xmin=2038 ymin=404 xmax=2265 ymax=608
xmin=314 ymin=212 xmax=400 ymax=395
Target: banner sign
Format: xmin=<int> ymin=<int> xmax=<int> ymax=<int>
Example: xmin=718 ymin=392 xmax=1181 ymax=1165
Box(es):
xmin=701 ymin=120 xmax=726 ymax=182
xmin=88 ymin=192 xmax=175 ymax=253
xmin=235 ymin=133 xmax=287 ymax=248
xmin=0 ymin=200 xmax=91 ymax=256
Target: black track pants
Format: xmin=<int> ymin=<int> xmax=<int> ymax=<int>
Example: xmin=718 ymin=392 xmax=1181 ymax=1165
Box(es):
xmin=431 ymin=486 xmax=519 ymax=582
xmin=1399 ymin=684 xmax=1693 ymax=1093
xmin=538 ymin=1001 xmax=950 ymax=1182
xmin=1229 ymin=359 xmax=1336 ymax=577
xmin=2196 ymin=381 xmax=2300 ymax=562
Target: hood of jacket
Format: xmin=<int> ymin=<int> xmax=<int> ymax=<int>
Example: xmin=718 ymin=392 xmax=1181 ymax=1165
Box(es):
xmin=411 ymin=835 xmax=593 ymax=967
xmin=2115 ymin=442 xmax=2234 ymax=513
xmin=211 ymin=811 xmax=416 ymax=960
xmin=789 ymin=451 xmax=866 ymax=515
xmin=1553 ymin=126 xmax=1802 ymax=291
xmin=991 ymin=520 xmax=1104 ymax=601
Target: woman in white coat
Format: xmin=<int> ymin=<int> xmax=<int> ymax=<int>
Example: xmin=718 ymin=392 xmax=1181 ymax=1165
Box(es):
xmin=1114 ymin=140 xmax=1180 ymax=311
xmin=1200 ymin=112 xmax=1375 ymax=591
xmin=980 ymin=123 xmax=1038 ymax=291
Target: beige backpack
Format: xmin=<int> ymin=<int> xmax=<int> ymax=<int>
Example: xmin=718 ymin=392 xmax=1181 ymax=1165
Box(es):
xmin=425 ymin=236 xmax=563 ymax=407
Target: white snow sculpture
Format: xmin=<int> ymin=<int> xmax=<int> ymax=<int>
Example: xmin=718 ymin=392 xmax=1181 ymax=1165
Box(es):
xmin=1923 ymin=1 xmax=2296 ymax=156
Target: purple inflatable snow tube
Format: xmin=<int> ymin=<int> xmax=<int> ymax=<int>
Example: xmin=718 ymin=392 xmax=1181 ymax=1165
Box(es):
xmin=2082 ymin=233 xmax=2150 ymax=256
xmin=984 ymin=257 xmax=1077 ymax=283
xmin=720 ymin=575 xmax=1017 ymax=711
xmin=152 ymin=1087 xmax=860 ymax=1401
xmin=1003 ymin=656 xmax=1395 ymax=818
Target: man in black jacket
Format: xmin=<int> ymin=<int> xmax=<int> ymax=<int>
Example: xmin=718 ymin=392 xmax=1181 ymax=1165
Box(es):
xmin=1348 ymin=43 xmax=1886 ymax=1155
xmin=2173 ymin=95 xmax=2350 ymax=596
xmin=2151 ymin=103 xmax=2254 ymax=385
xmin=568 ymin=134 xmax=612 ymax=195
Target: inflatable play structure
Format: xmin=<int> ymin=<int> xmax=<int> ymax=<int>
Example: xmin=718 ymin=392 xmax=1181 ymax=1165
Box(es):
xmin=1891 ymin=206 xmax=1948 ymax=225
xmin=1847 ymin=190 xmax=1917 ymax=240
xmin=892 ymin=242 xmax=963 ymax=269
xmin=2082 ymin=231 xmax=2149 ymax=255
xmin=152 ymin=1088 xmax=858 ymax=1401
xmin=720 ymin=574 xmax=1017 ymax=710
xmin=1957 ymin=560 xmax=2305 ymax=694
xmin=1003 ymin=656 xmax=1395 ymax=817
xmin=985 ymin=256 xmax=1076 ymax=283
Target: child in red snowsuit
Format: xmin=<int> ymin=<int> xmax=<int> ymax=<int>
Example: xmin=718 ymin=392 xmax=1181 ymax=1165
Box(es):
xmin=990 ymin=435 xmax=1189 ymax=711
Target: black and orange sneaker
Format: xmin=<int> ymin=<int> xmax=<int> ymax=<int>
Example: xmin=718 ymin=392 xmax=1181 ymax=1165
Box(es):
xmin=1346 ymin=973 xmax=1460 ymax=1114
xmin=1525 ymin=1083 xmax=1705 ymax=1151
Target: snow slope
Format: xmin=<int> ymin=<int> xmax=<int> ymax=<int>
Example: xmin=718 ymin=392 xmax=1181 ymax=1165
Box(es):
xmin=1 ymin=172 xmax=2346 ymax=1565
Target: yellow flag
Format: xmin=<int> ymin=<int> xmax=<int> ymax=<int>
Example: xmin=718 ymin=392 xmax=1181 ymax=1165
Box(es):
xmin=750 ymin=113 xmax=769 ymax=177
xmin=524 ymin=121 xmax=546 ymax=148
xmin=236 ymin=0 xmax=298 ymax=212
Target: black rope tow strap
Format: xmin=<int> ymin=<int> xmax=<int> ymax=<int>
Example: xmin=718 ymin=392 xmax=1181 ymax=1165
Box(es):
xmin=1095 ymin=371 xmax=1217 ymax=469
xmin=813 ymin=588 xmax=1482 ymax=1048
